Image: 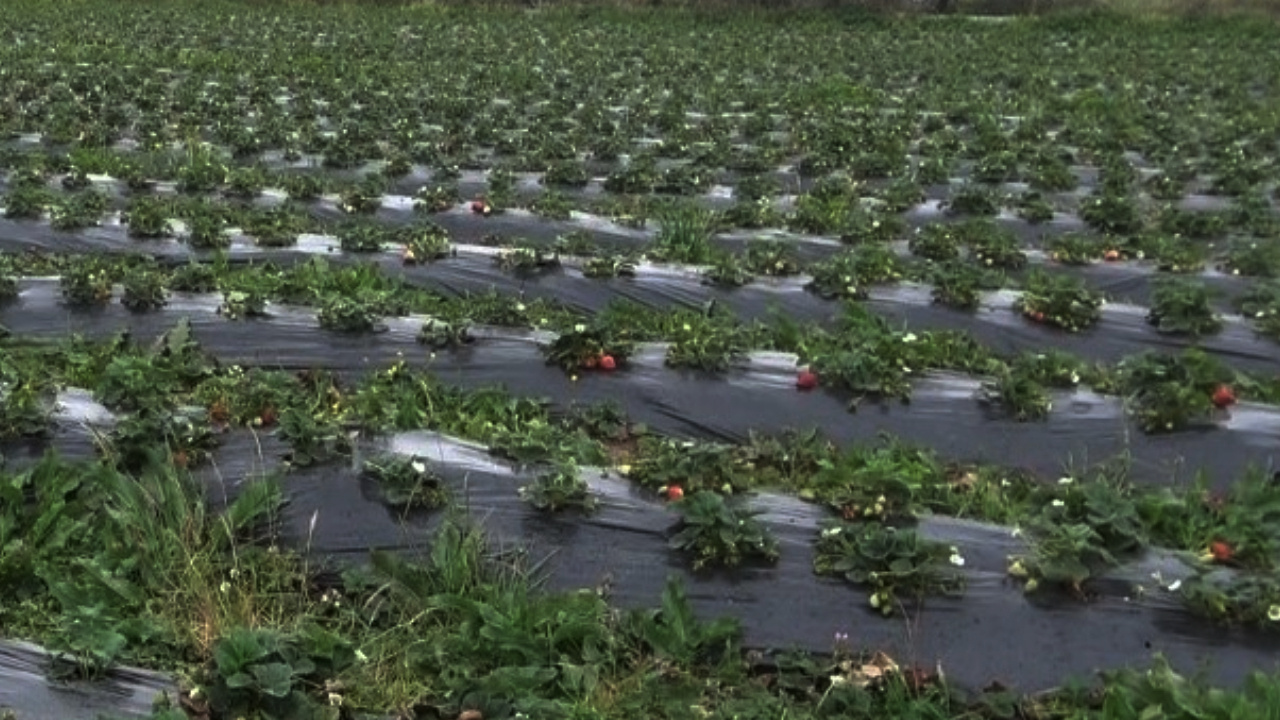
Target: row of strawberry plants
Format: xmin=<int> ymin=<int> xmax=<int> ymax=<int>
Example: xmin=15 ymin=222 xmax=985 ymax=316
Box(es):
xmin=3 ymin=274 xmax=1279 ymax=494
xmin=3 ymin=250 xmax=1278 ymax=412
xmin=3 ymin=148 xmax=1277 ymax=277
xmin=2 ymin=188 xmax=1279 ymax=359
xmin=5 ymin=322 xmax=1280 ymax=633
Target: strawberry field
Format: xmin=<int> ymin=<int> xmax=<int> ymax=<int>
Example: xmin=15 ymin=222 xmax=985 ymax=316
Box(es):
xmin=3 ymin=1 xmax=1280 ymax=719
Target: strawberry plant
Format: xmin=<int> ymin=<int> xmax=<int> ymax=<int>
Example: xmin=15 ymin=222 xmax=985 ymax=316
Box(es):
xmin=806 ymin=245 xmax=905 ymax=300
xmin=281 ymin=173 xmax=325 ymax=201
xmin=813 ymin=523 xmax=965 ymax=616
xmin=278 ymin=406 xmax=350 ymax=467
xmin=1237 ymin=281 xmax=1280 ymax=341
xmin=1222 ymin=238 xmax=1280 ymax=278
xmin=60 ymin=262 xmax=114 ymax=306
xmin=544 ymin=159 xmax=589 ymax=188
xmin=362 ymin=454 xmax=449 ymax=509
xmin=49 ymin=190 xmax=108 ymax=231
xmin=1047 ymin=233 xmax=1104 ymax=265
xmin=399 ymin=224 xmax=453 ymax=264
xmin=529 ymin=189 xmax=573 ymax=220
xmin=665 ymin=315 xmax=752 ymax=372
xmin=628 ymin=438 xmax=741 ymax=495
xmin=495 ymin=244 xmax=560 ymax=276
xmin=1117 ymin=350 xmax=1234 ymax=433
xmin=417 ymin=317 xmax=474 ymax=350
xmin=742 ymin=239 xmax=802 ymax=277
xmin=928 ymin=261 xmax=994 ymax=312
xmin=1180 ymin=575 xmax=1280 ymax=628
xmin=187 ymin=212 xmax=231 ymax=250
xmin=218 ymin=290 xmax=268 ymax=320
xmin=224 ymin=165 xmax=267 ymax=199
xmin=1014 ymin=191 xmax=1055 ymax=224
xmin=124 ymin=196 xmax=172 ymax=239
xmin=317 ymin=296 xmax=383 ymax=334
xmin=1079 ymin=192 xmax=1143 ymax=235
xmin=978 ymin=370 xmax=1052 ymax=421
xmin=0 ymin=274 xmax=16 ymax=303
xmin=944 ymin=183 xmax=1000 ymax=216
xmin=964 ymin=223 xmax=1027 ymax=269
xmin=339 ymin=175 xmax=387 ymax=215
xmin=723 ymin=197 xmax=784 ymax=229
xmin=1148 ymin=234 xmax=1207 ymax=274
xmin=582 ymin=254 xmax=638 ymax=279
xmin=337 ymin=222 xmax=390 ymax=254
xmin=199 ymin=626 xmax=355 ymax=720
xmin=669 ymin=491 xmax=779 ymax=570
xmin=1014 ymin=270 xmax=1104 ymax=332
xmin=908 ymin=224 xmax=961 ymax=262
xmin=1012 ymin=478 xmax=1145 ymax=596
xmin=839 ymin=206 xmax=904 ymax=244
xmin=244 ymin=204 xmax=305 ymax=248
xmin=702 ymin=254 xmax=753 ymax=288
xmin=120 ymin=266 xmax=168 ymax=312
xmin=0 ymin=379 xmax=54 ymax=439
xmin=552 ymin=231 xmax=598 ymax=258
xmin=545 ymin=323 xmax=635 ymax=374
xmin=1147 ymin=278 xmax=1222 ymax=337
xmin=519 ymin=462 xmax=597 ymax=513
xmin=175 ymin=143 xmax=227 ymax=193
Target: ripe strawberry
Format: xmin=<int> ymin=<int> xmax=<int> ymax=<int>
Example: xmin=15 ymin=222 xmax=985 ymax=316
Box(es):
xmin=1104 ymin=249 xmax=1121 ymax=261
xmin=1212 ymin=384 xmax=1236 ymax=408
xmin=666 ymin=485 xmax=684 ymax=501
xmin=599 ymin=354 xmax=617 ymax=371
xmin=796 ymin=370 xmax=818 ymax=390
xmin=1210 ymin=540 xmax=1234 ymax=562
xmin=470 ymin=199 xmax=486 ymax=214
xmin=1030 ymin=311 xmax=1045 ymax=323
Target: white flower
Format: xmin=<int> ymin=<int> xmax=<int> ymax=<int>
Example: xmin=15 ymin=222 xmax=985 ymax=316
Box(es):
xmin=1269 ymin=605 xmax=1280 ymax=622
xmin=1167 ymin=579 xmax=1182 ymax=592
xmin=949 ymin=551 xmax=965 ymax=567
xmin=574 ymin=323 xmax=587 ymax=333
xmin=902 ymin=333 xmax=918 ymax=343
xmin=1051 ymin=499 xmax=1066 ymax=508
xmin=822 ymin=527 xmax=842 ymax=538
xmin=411 ymin=460 xmax=426 ymax=474
xmin=1058 ymin=476 xmax=1073 ymax=485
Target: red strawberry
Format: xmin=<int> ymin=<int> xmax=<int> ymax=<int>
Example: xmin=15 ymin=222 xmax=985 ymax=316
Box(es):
xmin=1030 ymin=311 xmax=1045 ymax=323
xmin=470 ymin=199 xmax=490 ymax=215
xmin=1104 ymin=249 xmax=1121 ymax=261
xmin=796 ymin=370 xmax=818 ymax=390
xmin=666 ymin=485 xmax=684 ymax=501
xmin=1212 ymin=384 xmax=1236 ymax=409
xmin=599 ymin=354 xmax=617 ymax=371
xmin=1210 ymin=540 xmax=1233 ymax=562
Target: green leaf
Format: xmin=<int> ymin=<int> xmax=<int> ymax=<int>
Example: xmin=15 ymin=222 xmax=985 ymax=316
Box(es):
xmin=253 ymin=661 xmax=297 ymax=698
